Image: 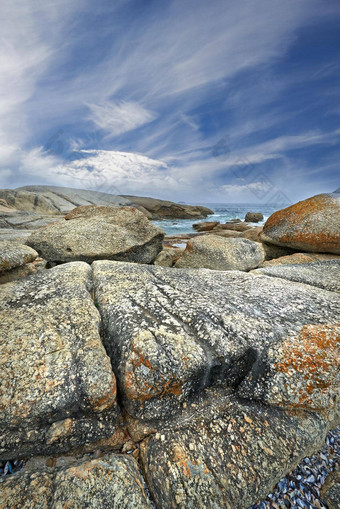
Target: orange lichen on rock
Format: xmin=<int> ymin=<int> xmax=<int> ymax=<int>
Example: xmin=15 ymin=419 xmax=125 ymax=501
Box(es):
xmin=124 ymin=341 xmax=183 ymax=403
xmin=172 ymin=444 xmax=209 ymax=479
xmin=273 ymin=324 xmax=339 ymax=410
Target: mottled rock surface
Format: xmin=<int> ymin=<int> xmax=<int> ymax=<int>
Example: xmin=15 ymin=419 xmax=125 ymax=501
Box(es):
xmin=26 ymin=206 xmax=164 ymax=264
xmin=123 ymin=195 xmax=213 ymax=219
xmin=261 ymin=193 xmax=340 ymax=254
xmin=153 ymin=247 xmax=183 ymax=267
xmin=253 ymin=259 xmax=340 ymax=293
xmin=140 ymin=386 xmax=329 ymax=509
xmin=175 ymin=236 xmax=265 ymax=270
xmin=0 ymin=263 xmax=122 ymax=460
xmin=93 ymin=261 xmax=339 ymax=422
xmin=320 ymin=467 xmax=340 ymax=509
xmin=0 ymin=453 xmax=153 ymax=508
xmin=0 ymin=241 xmax=38 ymax=271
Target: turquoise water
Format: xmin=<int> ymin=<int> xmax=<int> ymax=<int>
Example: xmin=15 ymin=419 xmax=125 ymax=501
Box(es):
xmin=153 ymin=202 xmax=280 ymax=235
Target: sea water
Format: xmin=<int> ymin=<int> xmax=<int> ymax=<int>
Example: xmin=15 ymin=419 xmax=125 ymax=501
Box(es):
xmin=153 ymin=203 xmax=280 ymax=235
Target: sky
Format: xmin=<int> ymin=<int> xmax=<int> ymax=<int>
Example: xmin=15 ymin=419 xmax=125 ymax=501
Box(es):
xmin=0 ymin=0 xmax=340 ymax=204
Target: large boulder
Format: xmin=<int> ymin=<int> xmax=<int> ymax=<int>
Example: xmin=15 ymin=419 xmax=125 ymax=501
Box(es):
xmin=0 ymin=240 xmax=38 ymax=272
xmin=261 ymin=193 xmax=340 ymax=254
xmin=26 ymin=206 xmax=164 ymax=264
xmin=174 ymin=236 xmax=265 ymax=271
xmin=92 ymin=261 xmax=339 ymax=423
xmin=262 ymin=252 xmax=340 ymax=267
xmin=0 ymin=453 xmax=153 ymax=508
xmin=123 ymin=195 xmax=213 ymax=219
xmin=244 ymin=212 xmax=263 ymax=222
xmin=0 ymin=263 xmax=124 ymax=460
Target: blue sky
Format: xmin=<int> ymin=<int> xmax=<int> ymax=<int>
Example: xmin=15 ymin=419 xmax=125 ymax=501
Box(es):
xmin=1 ymin=0 xmax=340 ymax=204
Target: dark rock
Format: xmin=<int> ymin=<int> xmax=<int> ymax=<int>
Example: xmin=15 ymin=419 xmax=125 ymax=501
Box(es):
xmin=320 ymin=467 xmax=340 ymax=509
xmin=193 ymin=221 xmax=220 ymax=232
xmin=123 ymin=195 xmax=213 ymax=219
xmin=245 ymin=212 xmax=264 ymax=222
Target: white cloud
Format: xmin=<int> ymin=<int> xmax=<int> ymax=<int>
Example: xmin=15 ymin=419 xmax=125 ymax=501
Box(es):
xmin=87 ymin=101 xmax=156 ymax=137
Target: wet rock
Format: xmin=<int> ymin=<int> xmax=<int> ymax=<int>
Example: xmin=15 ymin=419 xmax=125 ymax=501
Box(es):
xmin=174 ymin=236 xmax=265 ymax=271
xmin=0 ymin=240 xmax=38 ymax=272
xmin=0 ymin=453 xmax=153 ymax=508
xmin=26 ymin=206 xmax=164 ymax=264
xmin=261 ymin=193 xmax=340 ymax=254
xmin=245 ymin=212 xmax=264 ymax=222
xmin=0 ymin=262 xmax=121 ymax=460
xmin=252 ymin=259 xmax=340 ymax=292
xmin=140 ymin=385 xmax=329 ymax=509
xmin=193 ymin=221 xmax=220 ymax=232
xmin=123 ymin=194 xmax=213 ymax=219
xmin=92 ymin=261 xmax=339 ymax=422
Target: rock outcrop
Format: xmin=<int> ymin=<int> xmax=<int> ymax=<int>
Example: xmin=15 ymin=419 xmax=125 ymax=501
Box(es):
xmin=0 ymin=263 xmax=124 ymax=460
xmin=26 ymin=206 xmax=164 ymax=264
xmin=0 ymin=453 xmax=153 ymax=508
xmin=174 ymin=236 xmax=265 ymax=270
xmin=0 ymin=186 xmax=131 ymax=214
xmin=123 ymin=195 xmax=213 ymax=219
xmin=193 ymin=221 xmax=220 ymax=231
xmin=261 ymin=193 xmax=340 ymax=254
xmin=252 ymin=259 xmax=340 ymax=293
xmin=262 ymin=252 xmax=339 ymax=267
xmin=92 ymin=261 xmax=339 ymax=422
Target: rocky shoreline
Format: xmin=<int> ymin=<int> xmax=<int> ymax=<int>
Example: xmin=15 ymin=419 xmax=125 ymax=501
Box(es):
xmin=0 ymin=187 xmax=339 ymax=508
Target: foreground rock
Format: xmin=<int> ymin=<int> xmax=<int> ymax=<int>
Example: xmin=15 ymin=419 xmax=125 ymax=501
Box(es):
xmin=253 ymin=259 xmax=340 ymax=293
xmin=320 ymin=467 xmax=340 ymax=509
xmin=26 ymin=206 xmax=164 ymax=264
xmin=0 ymin=240 xmax=38 ymax=272
xmin=0 ymin=453 xmax=153 ymax=508
xmin=0 ymin=257 xmax=46 ymax=285
xmin=92 ymin=261 xmax=339 ymax=422
xmin=0 ymin=263 xmax=124 ymax=460
xmin=140 ymin=386 xmax=329 ymax=509
xmin=123 ymin=195 xmax=213 ymax=219
xmin=174 ymin=236 xmax=265 ymax=270
xmin=0 ymin=185 xmax=131 ymax=214
xmin=245 ymin=212 xmax=263 ymax=222
xmin=261 ymin=192 xmax=340 ymax=254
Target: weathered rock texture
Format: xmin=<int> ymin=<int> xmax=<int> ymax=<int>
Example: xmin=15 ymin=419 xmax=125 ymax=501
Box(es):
xmin=0 ymin=257 xmax=46 ymax=285
xmin=153 ymin=247 xmax=184 ymax=267
xmin=174 ymin=236 xmax=265 ymax=271
xmin=0 ymin=240 xmax=38 ymax=272
xmin=193 ymin=221 xmax=220 ymax=231
xmin=0 ymin=228 xmax=35 ymax=243
xmin=92 ymin=261 xmax=339 ymax=423
xmin=123 ymin=195 xmax=213 ymax=219
xmin=0 ymin=263 xmax=123 ymax=460
xmin=253 ymin=259 xmax=340 ymax=293
xmin=261 ymin=193 xmax=340 ymax=254
xmin=26 ymin=206 xmax=164 ymax=264
xmin=320 ymin=468 xmax=340 ymax=509
xmin=0 ymin=186 xmax=131 ymax=214
xmin=0 ymin=210 xmax=63 ymax=230
xmin=0 ymin=453 xmax=153 ymax=508
xmin=140 ymin=386 xmax=329 ymax=509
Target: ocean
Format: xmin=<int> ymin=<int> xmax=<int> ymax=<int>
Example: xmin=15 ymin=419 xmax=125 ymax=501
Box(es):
xmin=153 ymin=202 xmax=280 ymax=235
